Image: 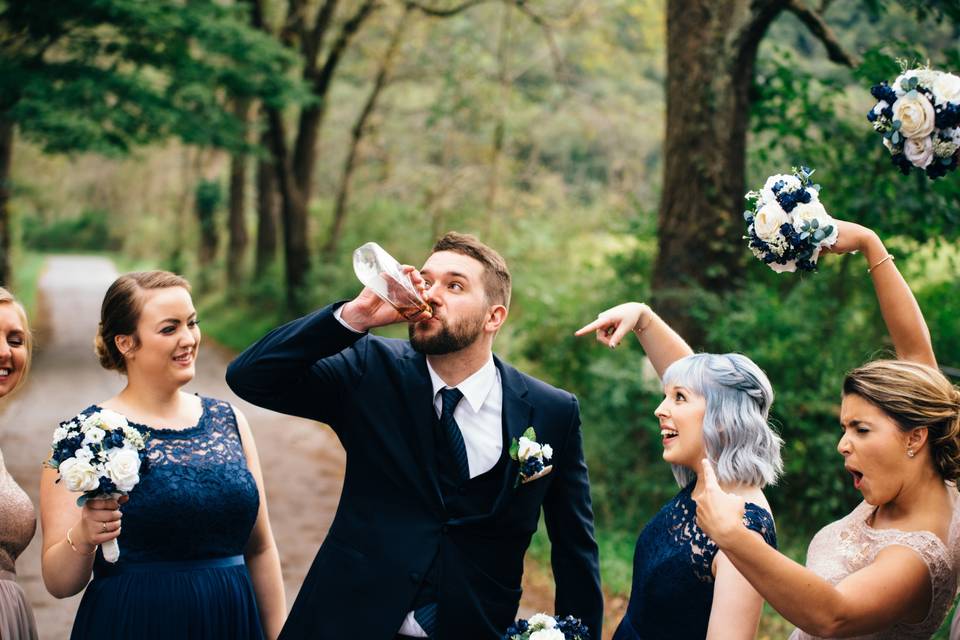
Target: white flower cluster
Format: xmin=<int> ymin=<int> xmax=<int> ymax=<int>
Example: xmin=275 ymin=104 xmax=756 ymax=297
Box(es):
xmin=744 ymin=168 xmax=837 ymax=273
xmin=48 ymin=409 xmax=146 ymax=495
xmin=517 ymin=437 xmax=553 ymax=463
xmin=526 ymin=614 xmax=564 ymax=640
xmin=870 ymin=66 xmax=960 ymax=178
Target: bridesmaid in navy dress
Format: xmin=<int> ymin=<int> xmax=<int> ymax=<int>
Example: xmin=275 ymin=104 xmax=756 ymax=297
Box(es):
xmin=39 ymin=271 xmax=285 ymax=639
xmin=577 ymin=302 xmax=782 ymax=639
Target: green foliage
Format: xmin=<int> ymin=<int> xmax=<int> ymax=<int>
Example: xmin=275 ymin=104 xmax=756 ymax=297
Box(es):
xmin=21 ymin=210 xmax=123 ymax=252
xmin=0 ymin=0 xmax=306 ymax=154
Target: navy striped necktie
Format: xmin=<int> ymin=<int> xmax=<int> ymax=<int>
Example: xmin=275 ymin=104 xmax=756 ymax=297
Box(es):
xmin=438 ymin=387 xmax=469 ymax=483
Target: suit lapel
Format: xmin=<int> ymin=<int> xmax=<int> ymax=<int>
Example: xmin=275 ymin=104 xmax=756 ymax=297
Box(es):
xmin=398 ymin=352 xmax=445 ymax=512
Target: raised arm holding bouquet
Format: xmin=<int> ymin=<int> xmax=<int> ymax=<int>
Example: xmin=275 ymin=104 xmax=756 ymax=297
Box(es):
xmin=695 ymin=220 xmax=960 ymax=639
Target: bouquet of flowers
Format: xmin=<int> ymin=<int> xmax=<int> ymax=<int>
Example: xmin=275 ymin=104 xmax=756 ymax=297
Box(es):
xmin=46 ymin=409 xmax=148 ymax=563
xmin=868 ymin=65 xmax=960 ymax=179
xmin=743 ymin=166 xmax=838 ymax=273
xmin=503 ymin=613 xmax=590 ymax=640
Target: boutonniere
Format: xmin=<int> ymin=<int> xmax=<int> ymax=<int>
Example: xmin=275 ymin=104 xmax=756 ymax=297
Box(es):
xmin=509 ymin=427 xmax=553 ymax=486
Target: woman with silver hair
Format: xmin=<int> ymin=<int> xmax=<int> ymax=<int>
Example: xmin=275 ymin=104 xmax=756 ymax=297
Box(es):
xmin=575 ymin=299 xmax=784 ymax=639
xmin=695 ymin=220 xmax=960 ymax=639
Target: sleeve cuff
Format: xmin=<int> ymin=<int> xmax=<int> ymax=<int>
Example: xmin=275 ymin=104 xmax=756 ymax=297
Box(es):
xmin=333 ymin=304 xmax=366 ymax=334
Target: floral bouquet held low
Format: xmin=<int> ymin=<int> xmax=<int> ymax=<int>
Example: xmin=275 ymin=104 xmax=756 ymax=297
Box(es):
xmin=46 ymin=409 xmax=148 ymax=563
xmin=503 ymin=613 xmax=590 ymax=640
xmin=743 ymin=166 xmax=838 ymax=273
xmin=868 ymin=65 xmax=960 ymax=179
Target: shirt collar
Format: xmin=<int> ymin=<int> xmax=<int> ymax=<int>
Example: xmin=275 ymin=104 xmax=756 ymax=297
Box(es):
xmin=426 ymin=356 xmax=497 ymax=413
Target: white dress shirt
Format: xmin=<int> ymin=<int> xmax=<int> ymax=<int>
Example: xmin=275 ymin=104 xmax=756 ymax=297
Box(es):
xmin=333 ymin=307 xmax=505 ymax=637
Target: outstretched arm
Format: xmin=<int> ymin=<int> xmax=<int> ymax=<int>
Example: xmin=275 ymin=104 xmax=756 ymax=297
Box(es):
xmin=695 ymin=459 xmax=932 ymax=636
xmin=825 ymin=221 xmax=936 ymax=367
xmin=575 ymin=302 xmax=694 ymax=377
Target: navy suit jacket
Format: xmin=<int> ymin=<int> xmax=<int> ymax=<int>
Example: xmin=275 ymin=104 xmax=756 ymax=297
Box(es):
xmin=226 ymin=303 xmax=603 ymax=640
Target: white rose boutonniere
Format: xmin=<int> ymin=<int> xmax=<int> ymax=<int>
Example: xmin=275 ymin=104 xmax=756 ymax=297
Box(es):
xmin=509 ymin=427 xmax=553 ymax=486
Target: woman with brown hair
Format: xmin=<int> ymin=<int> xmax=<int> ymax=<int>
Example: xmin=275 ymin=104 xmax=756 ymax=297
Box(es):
xmin=39 ymin=271 xmax=285 ymax=639
xmin=695 ymin=220 xmax=960 ymax=639
xmin=0 ymin=287 xmax=38 ymax=640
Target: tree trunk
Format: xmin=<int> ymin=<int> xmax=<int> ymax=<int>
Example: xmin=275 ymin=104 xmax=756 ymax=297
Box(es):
xmin=227 ymin=99 xmax=252 ymax=287
xmin=651 ymin=0 xmax=782 ymax=346
xmin=0 ymin=118 xmax=13 ymax=287
xmin=255 ymin=127 xmax=279 ymax=279
xmin=324 ymin=8 xmax=410 ymax=259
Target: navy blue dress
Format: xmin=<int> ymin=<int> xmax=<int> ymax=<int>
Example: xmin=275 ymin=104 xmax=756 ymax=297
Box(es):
xmin=613 ymin=482 xmax=777 ymax=640
xmin=70 ymin=397 xmax=263 ymax=640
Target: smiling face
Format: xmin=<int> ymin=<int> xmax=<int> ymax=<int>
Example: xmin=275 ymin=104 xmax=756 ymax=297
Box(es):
xmin=409 ymin=250 xmax=499 ymax=355
xmin=655 ymin=383 xmax=708 ymax=469
xmin=838 ymin=393 xmax=914 ymax=505
xmin=119 ymin=287 xmax=200 ymax=388
xmin=0 ymin=304 xmax=29 ymax=398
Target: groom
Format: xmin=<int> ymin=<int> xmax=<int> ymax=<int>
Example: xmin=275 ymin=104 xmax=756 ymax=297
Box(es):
xmin=227 ymin=232 xmax=602 ymax=640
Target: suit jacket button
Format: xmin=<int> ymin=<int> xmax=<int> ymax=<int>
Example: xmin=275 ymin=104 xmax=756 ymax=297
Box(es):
xmin=409 ymin=572 xmax=420 ymax=583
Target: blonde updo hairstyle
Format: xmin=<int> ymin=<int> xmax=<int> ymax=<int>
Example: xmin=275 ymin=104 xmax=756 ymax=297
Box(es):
xmin=0 ymin=287 xmax=32 ymax=397
xmin=843 ymin=359 xmax=960 ymax=482
xmin=95 ymin=271 xmax=192 ymax=373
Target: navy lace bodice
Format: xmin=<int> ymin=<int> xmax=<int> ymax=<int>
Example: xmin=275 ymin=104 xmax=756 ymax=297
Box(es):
xmin=80 ymin=396 xmax=260 ymax=564
xmin=613 ymin=482 xmax=777 ymax=640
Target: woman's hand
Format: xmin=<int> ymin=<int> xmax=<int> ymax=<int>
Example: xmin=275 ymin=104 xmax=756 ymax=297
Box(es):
xmin=74 ymin=496 xmax=126 ymax=551
xmin=574 ymin=302 xmax=649 ymax=349
xmin=821 ymin=220 xmax=880 ymax=257
xmin=694 ymin=459 xmax=746 ymax=548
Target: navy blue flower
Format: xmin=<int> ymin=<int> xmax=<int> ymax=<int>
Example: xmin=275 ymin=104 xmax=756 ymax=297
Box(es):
xmin=934 ymin=102 xmax=960 ymax=130
xmin=97 ymin=476 xmax=117 ymax=494
xmin=870 ymin=82 xmax=897 ymax=105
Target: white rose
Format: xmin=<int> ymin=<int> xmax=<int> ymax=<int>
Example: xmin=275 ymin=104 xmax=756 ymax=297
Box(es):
xmin=904 ymin=136 xmax=935 ymax=168
xmin=518 ymin=437 xmax=541 ymax=460
xmin=751 ymin=202 xmax=789 ymax=244
xmin=83 ymin=427 xmax=106 ymax=445
xmin=59 ymin=457 xmax=101 ymax=492
xmin=105 ymin=447 xmax=141 ymax=492
xmin=52 ymin=426 xmax=70 ymax=444
xmin=932 ymin=72 xmax=960 ymax=104
xmin=527 ymin=614 xmax=557 ymax=630
xmin=98 ymin=409 xmax=128 ymax=431
xmin=541 ymin=444 xmax=553 ymax=460
xmin=905 ymin=68 xmax=937 ymax=89
xmin=74 ymin=448 xmax=94 ymax=463
xmin=529 ymin=630 xmax=565 ymax=640
xmin=892 ymin=93 xmax=935 ymax=139
xmin=790 ymin=198 xmax=828 ymax=229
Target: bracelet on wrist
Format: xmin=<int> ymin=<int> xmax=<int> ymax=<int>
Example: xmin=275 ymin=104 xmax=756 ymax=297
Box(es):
xmin=66 ymin=526 xmax=98 ymax=557
xmin=867 ymin=254 xmax=894 ymax=274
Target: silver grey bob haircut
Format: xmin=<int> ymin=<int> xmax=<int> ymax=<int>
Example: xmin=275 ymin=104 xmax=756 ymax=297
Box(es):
xmin=662 ymin=353 xmax=784 ymax=488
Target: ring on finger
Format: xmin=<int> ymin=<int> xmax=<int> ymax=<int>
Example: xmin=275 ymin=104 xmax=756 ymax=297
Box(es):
xmin=101 ymin=522 xmax=108 ymax=533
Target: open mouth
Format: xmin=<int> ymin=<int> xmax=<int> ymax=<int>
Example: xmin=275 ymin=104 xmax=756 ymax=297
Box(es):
xmin=173 ymin=352 xmax=193 ymax=364
xmin=660 ymin=427 xmax=679 ymax=443
xmin=0 ymin=368 xmax=10 ymax=377
xmin=848 ymin=468 xmax=864 ymax=489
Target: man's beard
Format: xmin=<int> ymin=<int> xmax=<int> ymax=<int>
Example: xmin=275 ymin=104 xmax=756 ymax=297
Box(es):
xmin=409 ymin=312 xmax=485 ymax=355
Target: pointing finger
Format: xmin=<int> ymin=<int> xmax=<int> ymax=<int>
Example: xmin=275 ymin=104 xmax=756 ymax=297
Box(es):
xmin=701 ymin=458 xmax=720 ymax=490
xmin=574 ymin=317 xmax=609 ymax=337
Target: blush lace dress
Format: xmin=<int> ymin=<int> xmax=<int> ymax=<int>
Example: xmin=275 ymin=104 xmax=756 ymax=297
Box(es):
xmin=69 ymin=396 xmax=264 ymax=640
xmin=789 ymin=487 xmax=960 ymax=640
xmin=612 ymin=482 xmax=778 ymax=640
xmin=0 ymin=447 xmax=38 ymax=639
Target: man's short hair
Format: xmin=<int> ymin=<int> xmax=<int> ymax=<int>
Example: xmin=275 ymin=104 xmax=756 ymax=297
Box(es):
xmin=432 ymin=232 xmax=512 ymax=309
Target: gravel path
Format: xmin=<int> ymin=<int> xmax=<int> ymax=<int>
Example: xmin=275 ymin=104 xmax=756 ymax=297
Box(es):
xmin=0 ymin=255 xmax=587 ymax=639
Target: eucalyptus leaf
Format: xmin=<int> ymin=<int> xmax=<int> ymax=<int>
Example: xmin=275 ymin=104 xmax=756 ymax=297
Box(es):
xmin=523 ymin=427 xmax=537 ymax=441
